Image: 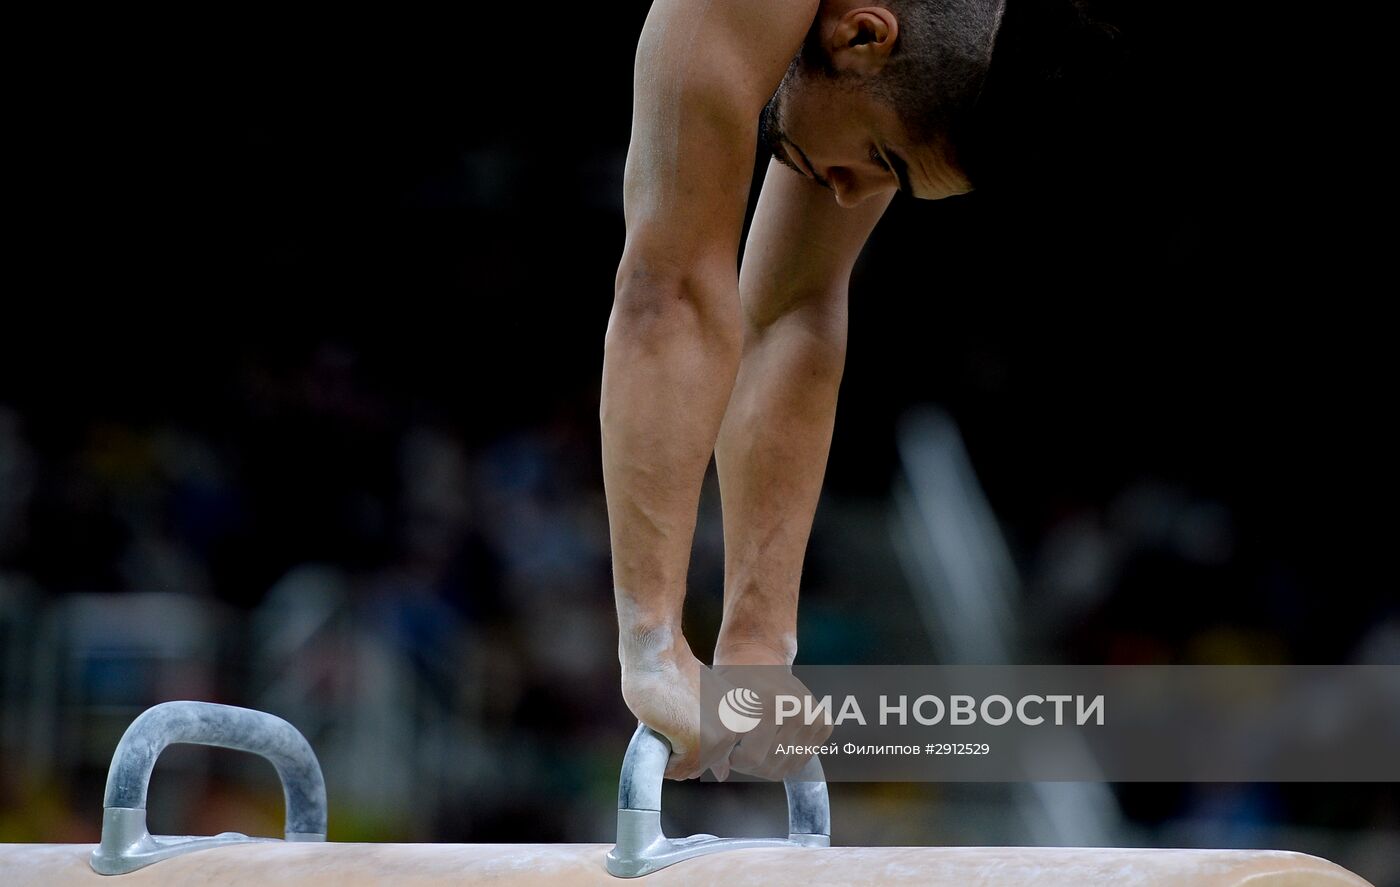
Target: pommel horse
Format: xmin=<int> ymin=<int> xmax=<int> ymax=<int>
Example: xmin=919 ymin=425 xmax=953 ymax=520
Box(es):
xmin=1 ymin=702 xmax=1374 ymax=886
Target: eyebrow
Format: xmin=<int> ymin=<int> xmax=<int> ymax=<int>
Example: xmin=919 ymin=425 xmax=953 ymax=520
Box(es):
xmin=886 ymin=149 xmax=913 ymax=195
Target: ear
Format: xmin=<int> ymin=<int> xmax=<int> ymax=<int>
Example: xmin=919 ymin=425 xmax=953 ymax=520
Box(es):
xmin=825 ymin=7 xmax=899 ymax=76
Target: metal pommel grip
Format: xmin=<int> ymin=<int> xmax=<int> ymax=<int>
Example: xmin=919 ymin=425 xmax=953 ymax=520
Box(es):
xmin=605 ymin=724 xmax=830 ymax=878
xmin=90 ymin=701 xmax=327 ymax=875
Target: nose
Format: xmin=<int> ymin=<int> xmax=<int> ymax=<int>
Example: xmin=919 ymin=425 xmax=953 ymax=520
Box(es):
xmin=829 ymin=168 xmax=895 ymax=208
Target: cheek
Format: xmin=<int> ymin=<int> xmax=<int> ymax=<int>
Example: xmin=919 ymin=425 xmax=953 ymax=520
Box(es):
xmin=787 ymin=83 xmax=866 ymax=153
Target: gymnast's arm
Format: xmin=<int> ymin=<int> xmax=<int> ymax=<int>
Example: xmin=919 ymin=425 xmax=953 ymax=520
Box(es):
xmin=602 ymin=0 xmax=819 ymax=780
xmin=713 ymin=160 xmax=890 ymax=672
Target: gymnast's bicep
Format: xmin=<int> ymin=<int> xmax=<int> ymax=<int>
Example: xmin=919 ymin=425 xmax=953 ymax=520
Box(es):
xmin=620 ymin=0 xmax=819 ymax=281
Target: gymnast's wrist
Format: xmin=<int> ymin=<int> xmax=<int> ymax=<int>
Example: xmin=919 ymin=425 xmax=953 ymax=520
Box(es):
xmin=616 ymin=611 xmax=687 ymax=670
xmin=714 ymin=606 xmax=797 ymax=666
xmin=713 ymin=633 xmax=797 ymax=668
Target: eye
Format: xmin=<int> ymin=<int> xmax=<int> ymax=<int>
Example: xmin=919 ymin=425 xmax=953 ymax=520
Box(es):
xmin=869 ymin=145 xmax=891 ymax=172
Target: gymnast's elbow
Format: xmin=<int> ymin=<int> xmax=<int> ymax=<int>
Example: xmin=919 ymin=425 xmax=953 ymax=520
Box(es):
xmin=608 ymin=247 xmax=742 ymax=358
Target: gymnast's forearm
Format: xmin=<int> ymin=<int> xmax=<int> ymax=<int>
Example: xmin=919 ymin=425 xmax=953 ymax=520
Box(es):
xmin=602 ymin=262 xmax=743 ymax=666
xmin=713 ymin=290 xmax=847 ymax=667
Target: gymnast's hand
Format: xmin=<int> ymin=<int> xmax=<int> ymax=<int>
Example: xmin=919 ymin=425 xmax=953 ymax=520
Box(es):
xmin=714 ymin=647 xmax=834 ymax=780
xmin=620 ymin=630 xmax=741 ymax=781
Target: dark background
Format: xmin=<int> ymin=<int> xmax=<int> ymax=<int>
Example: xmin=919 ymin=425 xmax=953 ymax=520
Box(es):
xmin=2 ymin=1 xmax=1393 ymax=882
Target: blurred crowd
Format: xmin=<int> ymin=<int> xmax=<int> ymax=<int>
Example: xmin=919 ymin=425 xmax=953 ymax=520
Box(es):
xmin=0 ymin=347 xmax=632 ymax=843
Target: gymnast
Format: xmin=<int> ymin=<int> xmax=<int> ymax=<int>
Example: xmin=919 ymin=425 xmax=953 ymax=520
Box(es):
xmin=601 ymin=0 xmax=1123 ymax=783
xmin=0 ymin=6 xmax=1376 ymax=878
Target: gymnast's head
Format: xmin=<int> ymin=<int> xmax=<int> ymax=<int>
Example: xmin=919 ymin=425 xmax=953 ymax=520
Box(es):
xmin=760 ymin=0 xmax=1126 ymax=205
